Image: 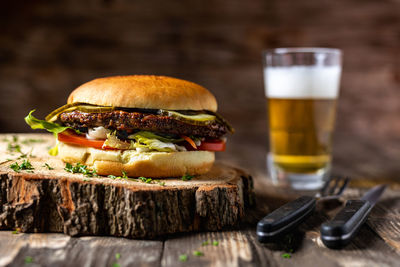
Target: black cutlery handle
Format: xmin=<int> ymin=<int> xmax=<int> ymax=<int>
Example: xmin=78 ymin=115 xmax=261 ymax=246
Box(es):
xmin=320 ymin=199 xmax=372 ymax=249
xmin=257 ymin=196 xmax=316 ymax=243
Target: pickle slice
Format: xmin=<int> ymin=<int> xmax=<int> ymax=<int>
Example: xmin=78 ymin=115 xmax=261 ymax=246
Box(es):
xmin=158 ymin=110 xmax=216 ymax=126
xmin=45 ymin=103 xmax=114 ymax=122
xmin=210 ymin=111 xmax=235 ymax=133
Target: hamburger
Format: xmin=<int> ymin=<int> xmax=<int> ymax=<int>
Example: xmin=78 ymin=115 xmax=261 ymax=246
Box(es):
xmin=25 ymin=75 xmax=233 ymax=177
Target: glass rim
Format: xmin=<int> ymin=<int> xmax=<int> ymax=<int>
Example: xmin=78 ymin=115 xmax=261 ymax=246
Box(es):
xmin=263 ymin=47 xmax=342 ymax=55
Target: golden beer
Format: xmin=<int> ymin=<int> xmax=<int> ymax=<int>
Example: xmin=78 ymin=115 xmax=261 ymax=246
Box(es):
xmin=268 ymin=98 xmax=337 ymax=173
xmin=264 ymin=48 xmax=342 ymax=189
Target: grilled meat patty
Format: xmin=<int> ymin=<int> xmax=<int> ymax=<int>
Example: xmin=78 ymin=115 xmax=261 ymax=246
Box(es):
xmin=59 ymin=110 xmax=228 ymax=139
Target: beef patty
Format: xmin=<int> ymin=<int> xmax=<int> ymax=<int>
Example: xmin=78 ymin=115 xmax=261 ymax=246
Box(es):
xmin=59 ymin=110 xmax=228 ymax=139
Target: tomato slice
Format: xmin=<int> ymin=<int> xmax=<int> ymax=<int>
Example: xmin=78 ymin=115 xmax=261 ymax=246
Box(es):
xmin=59 ymin=130 xmax=226 ymax=152
xmin=58 ymin=131 xmax=107 ymax=150
xmin=197 ymin=140 xmax=226 ymax=151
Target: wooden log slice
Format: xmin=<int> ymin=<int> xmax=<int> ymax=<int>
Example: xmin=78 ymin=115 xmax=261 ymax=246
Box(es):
xmin=0 ymin=134 xmax=255 ymax=239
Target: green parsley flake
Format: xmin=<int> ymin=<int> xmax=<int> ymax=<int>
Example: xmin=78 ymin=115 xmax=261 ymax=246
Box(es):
xmin=10 ymin=162 xmax=20 ymax=172
xmin=43 ymin=163 xmax=54 ymax=170
xmin=64 ymin=163 xmax=97 ymax=177
xmin=138 ymin=176 xmax=153 ymax=183
xmin=10 ymin=160 xmax=34 ymax=173
xmin=212 ymin=241 xmax=219 ymax=246
xmin=12 ymin=228 xmax=20 ymax=234
xmin=282 ymin=253 xmax=291 ymax=259
xmin=18 ymin=153 xmax=28 ymax=159
xmin=108 ymin=175 xmax=118 ymax=179
xmin=24 ymin=256 xmax=33 ymax=264
xmin=193 ymin=251 xmax=204 ymax=257
xmin=202 ymin=240 xmax=210 ymax=246
xmin=155 ymin=180 xmax=166 ymax=186
xmin=182 ymin=174 xmax=194 ymax=181
xmin=112 ymin=263 xmax=120 ymax=267
xmin=179 ymin=254 xmax=188 ymax=262
xmin=21 ymin=138 xmax=45 ymax=145
xmin=7 ymin=143 xmax=22 ymax=153
xmin=115 ymin=253 xmax=121 ymax=260
xmin=121 ymin=170 xmax=128 ymax=179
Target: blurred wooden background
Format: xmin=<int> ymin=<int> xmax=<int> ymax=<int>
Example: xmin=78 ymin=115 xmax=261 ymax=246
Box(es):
xmin=0 ymin=0 xmax=399 ymax=180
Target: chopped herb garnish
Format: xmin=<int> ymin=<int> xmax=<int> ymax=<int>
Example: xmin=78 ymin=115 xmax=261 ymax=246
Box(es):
xmin=64 ymin=163 xmax=97 ymax=177
xmin=10 ymin=160 xmax=34 ymax=172
xmin=182 ymin=174 xmax=194 ymax=181
xmin=13 ymin=135 xmax=18 ymax=143
xmin=138 ymin=176 xmax=153 ymax=183
xmin=18 ymin=153 xmax=28 ymax=159
xmin=21 ymin=138 xmax=45 ymax=145
xmin=212 ymin=241 xmax=219 ymax=246
xmin=202 ymin=240 xmax=210 ymax=246
xmin=179 ymin=254 xmax=188 ymax=262
xmin=43 ymin=163 xmax=54 ymax=170
xmin=10 ymin=162 xmax=20 ymax=172
xmin=112 ymin=264 xmax=120 ymax=267
xmin=193 ymin=250 xmax=204 ymax=257
xmin=108 ymin=174 xmax=163 ymax=185
xmin=115 ymin=253 xmax=121 ymax=260
xmin=282 ymin=253 xmax=291 ymax=259
xmin=12 ymin=228 xmax=20 ymax=234
xmin=7 ymin=143 xmax=22 ymax=153
xmin=24 ymin=256 xmax=33 ymax=264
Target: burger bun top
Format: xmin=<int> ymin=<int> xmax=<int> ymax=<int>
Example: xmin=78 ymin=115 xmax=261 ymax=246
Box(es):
xmin=67 ymin=75 xmax=217 ymax=112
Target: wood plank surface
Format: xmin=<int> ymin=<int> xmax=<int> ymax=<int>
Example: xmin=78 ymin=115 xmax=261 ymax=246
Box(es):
xmin=0 ymin=231 xmax=163 ymax=267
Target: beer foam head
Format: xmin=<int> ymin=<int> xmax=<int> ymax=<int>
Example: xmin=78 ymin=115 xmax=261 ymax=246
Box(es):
xmin=264 ymin=66 xmax=341 ymax=99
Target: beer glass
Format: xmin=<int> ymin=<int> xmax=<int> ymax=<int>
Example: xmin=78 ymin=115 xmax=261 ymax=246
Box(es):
xmin=263 ymin=48 xmax=342 ymax=190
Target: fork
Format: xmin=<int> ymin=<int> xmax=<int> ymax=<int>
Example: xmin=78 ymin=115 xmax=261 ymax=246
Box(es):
xmin=257 ymin=176 xmax=350 ymax=243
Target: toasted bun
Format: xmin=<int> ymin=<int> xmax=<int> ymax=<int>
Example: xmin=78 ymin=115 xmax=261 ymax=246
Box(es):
xmin=58 ymin=142 xmax=215 ymax=177
xmin=68 ymin=75 xmax=217 ymax=112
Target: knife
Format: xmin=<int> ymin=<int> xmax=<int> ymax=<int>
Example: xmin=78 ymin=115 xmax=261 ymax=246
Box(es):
xmin=320 ymin=184 xmax=387 ymax=249
xmin=256 ymin=196 xmax=316 ymax=243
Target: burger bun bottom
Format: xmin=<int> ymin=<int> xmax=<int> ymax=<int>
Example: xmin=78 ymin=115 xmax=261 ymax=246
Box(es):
xmin=58 ymin=142 xmax=215 ymax=177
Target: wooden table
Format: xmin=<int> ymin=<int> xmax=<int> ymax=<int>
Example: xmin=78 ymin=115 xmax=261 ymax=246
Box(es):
xmin=1 ymin=134 xmax=400 ymax=267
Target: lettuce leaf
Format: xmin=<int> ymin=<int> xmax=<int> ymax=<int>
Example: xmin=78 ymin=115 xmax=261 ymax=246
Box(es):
xmin=48 ymin=144 xmax=59 ymax=156
xmin=104 ymin=131 xmax=178 ymax=152
xmin=132 ymin=136 xmax=176 ymax=152
xmin=129 ymin=132 xmax=177 ymax=152
xmin=25 ymin=110 xmax=71 ymax=134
